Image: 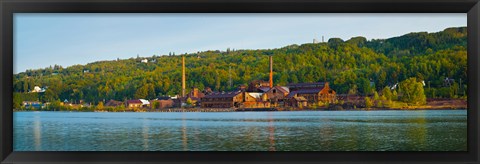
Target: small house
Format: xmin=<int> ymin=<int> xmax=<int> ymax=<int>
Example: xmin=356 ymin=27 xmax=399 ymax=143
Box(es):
xmin=22 ymin=101 xmax=42 ymax=109
xmin=30 ymin=86 xmax=46 ymax=93
xmin=126 ymin=100 xmax=143 ymax=108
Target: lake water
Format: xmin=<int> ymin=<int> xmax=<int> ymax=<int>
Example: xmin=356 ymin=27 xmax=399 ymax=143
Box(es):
xmin=13 ymin=110 xmax=467 ymax=151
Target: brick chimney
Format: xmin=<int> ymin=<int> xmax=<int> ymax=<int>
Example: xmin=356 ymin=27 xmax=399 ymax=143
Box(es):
xmin=269 ymin=55 xmax=273 ymax=89
xmin=182 ymin=55 xmax=186 ymax=97
xmin=193 ymin=87 xmax=198 ymax=97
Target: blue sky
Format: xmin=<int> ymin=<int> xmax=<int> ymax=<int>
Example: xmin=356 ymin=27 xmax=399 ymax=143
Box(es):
xmin=14 ymin=13 xmax=466 ymax=74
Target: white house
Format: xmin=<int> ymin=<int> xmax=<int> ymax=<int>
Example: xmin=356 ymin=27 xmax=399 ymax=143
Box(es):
xmin=139 ymin=99 xmax=150 ymax=106
xmin=31 ymin=86 xmax=46 ymax=93
xmin=141 ymin=59 xmax=148 ymax=63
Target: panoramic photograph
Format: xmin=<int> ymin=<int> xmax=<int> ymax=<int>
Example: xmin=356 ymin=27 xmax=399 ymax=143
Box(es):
xmin=13 ymin=13 xmax=467 ymax=151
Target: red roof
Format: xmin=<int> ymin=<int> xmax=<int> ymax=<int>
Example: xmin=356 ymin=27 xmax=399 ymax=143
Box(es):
xmin=127 ymin=100 xmax=142 ymax=104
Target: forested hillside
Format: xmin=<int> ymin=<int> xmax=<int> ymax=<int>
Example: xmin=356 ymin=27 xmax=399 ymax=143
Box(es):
xmin=13 ymin=27 xmax=467 ymax=106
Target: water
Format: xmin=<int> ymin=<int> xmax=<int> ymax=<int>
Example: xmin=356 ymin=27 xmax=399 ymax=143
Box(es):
xmin=13 ymin=110 xmax=467 ymax=151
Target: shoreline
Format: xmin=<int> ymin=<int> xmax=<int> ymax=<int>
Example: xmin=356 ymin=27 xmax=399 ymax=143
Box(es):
xmin=13 ymin=107 xmax=467 ymax=112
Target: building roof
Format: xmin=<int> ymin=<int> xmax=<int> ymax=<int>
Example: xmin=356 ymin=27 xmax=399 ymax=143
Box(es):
xmin=286 ymin=88 xmax=322 ymax=98
xmin=270 ymin=86 xmax=289 ymax=93
xmin=258 ymin=86 xmax=271 ymax=92
xmin=22 ymin=101 xmax=41 ymax=104
xmin=139 ymin=99 xmax=150 ymax=105
xmin=295 ymin=88 xmax=322 ymax=94
xmin=280 ymin=86 xmax=290 ymax=93
xmin=151 ymin=99 xmax=173 ymax=102
xmin=157 ymin=96 xmax=171 ymax=100
xmin=247 ymin=92 xmax=263 ymax=99
xmin=127 ymin=100 xmax=142 ymax=104
xmin=203 ymin=91 xmax=242 ymax=98
xmin=105 ymin=100 xmax=123 ymax=106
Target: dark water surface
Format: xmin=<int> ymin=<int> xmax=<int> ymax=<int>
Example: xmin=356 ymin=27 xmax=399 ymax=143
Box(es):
xmin=13 ymin=110 xmax=467 ymax=151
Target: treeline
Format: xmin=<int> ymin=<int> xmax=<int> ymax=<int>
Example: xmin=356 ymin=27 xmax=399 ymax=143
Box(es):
xmin=13 ymin=27 xmax=467 ymax=106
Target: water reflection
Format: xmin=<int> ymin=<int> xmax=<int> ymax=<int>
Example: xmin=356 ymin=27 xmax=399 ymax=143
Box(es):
xmin=407 ymin=111 xmax=427 ymax=150
xmin=14 ymin=110 xmax=467 ymax=151
xmin=182 ymin=113 xmax=188 ymax=151
xmin=193 ymin=123 xmax=199 ymax=150
xmin=319 ymin=117 xmax=333 ymax=149
xmin=33 ymin=114 xmax=41 ymax=151
xmin=267 ymin=112 xmax=275 ymax=151
xmin=142 ymin=118 xmax=149 ymax=150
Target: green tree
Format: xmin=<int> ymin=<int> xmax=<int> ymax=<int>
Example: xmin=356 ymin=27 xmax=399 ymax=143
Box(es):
xmin=11 ymin=27 xmax=467 ymax=109
xmin=399 ymin=77 xmax=427 ymax=105
xmin=186 ymin=97 xmax=194 ymax=107
xmin=357 ymin=78 xmax=373 ymax=96
xmin=328 ymin=38 xmax=344 ymax=48
xmin=23 ymin=81 xmax=29 ymax=93
xmin=134 ymin=86 xmax=148 ymax=99
xmin=365 ymin=97 xmax=373 ymax=108
xmin=152 ymin=101 xmax=160 ymax=109
xmin=392 ymin=90 xmax=398 ymax=101
xmin=381 ymin=87 xmax=392 ymax=101
xmin=348 ymin=85 xmax=358 ymax=95
xmin=449 ymin=82 xmax=459 ymax=98
xmin=135 ymin=84 xmax=155 ymax=99
xmin=373 ymin=91 xmax=380 ymax=101
xmin=44 ymin=89 xmax=58 ymax=102
xmin=97 ymin=101 xmax=104 ymax=110
xmin=13 ymin=93 xmax=22 ymax=109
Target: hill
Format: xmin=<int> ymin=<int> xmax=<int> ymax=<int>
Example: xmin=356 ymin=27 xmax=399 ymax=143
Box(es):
xmin=13 ymin=27 xmax=467 ymax=105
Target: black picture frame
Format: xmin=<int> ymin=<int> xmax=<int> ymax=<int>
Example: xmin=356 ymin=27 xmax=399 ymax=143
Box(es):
xmin=1 ymin=0 xmax=479 ymax=164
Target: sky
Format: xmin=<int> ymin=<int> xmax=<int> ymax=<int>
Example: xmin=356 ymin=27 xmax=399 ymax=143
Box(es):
xmin=14 ymin=13 xmax=467 ymax=74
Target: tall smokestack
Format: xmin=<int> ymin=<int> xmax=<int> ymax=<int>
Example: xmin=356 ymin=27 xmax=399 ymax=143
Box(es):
xmin=182 ymin=55 xmax=186 ymax=97
xmin=269 ymin=55 xmax=273 ymax=89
